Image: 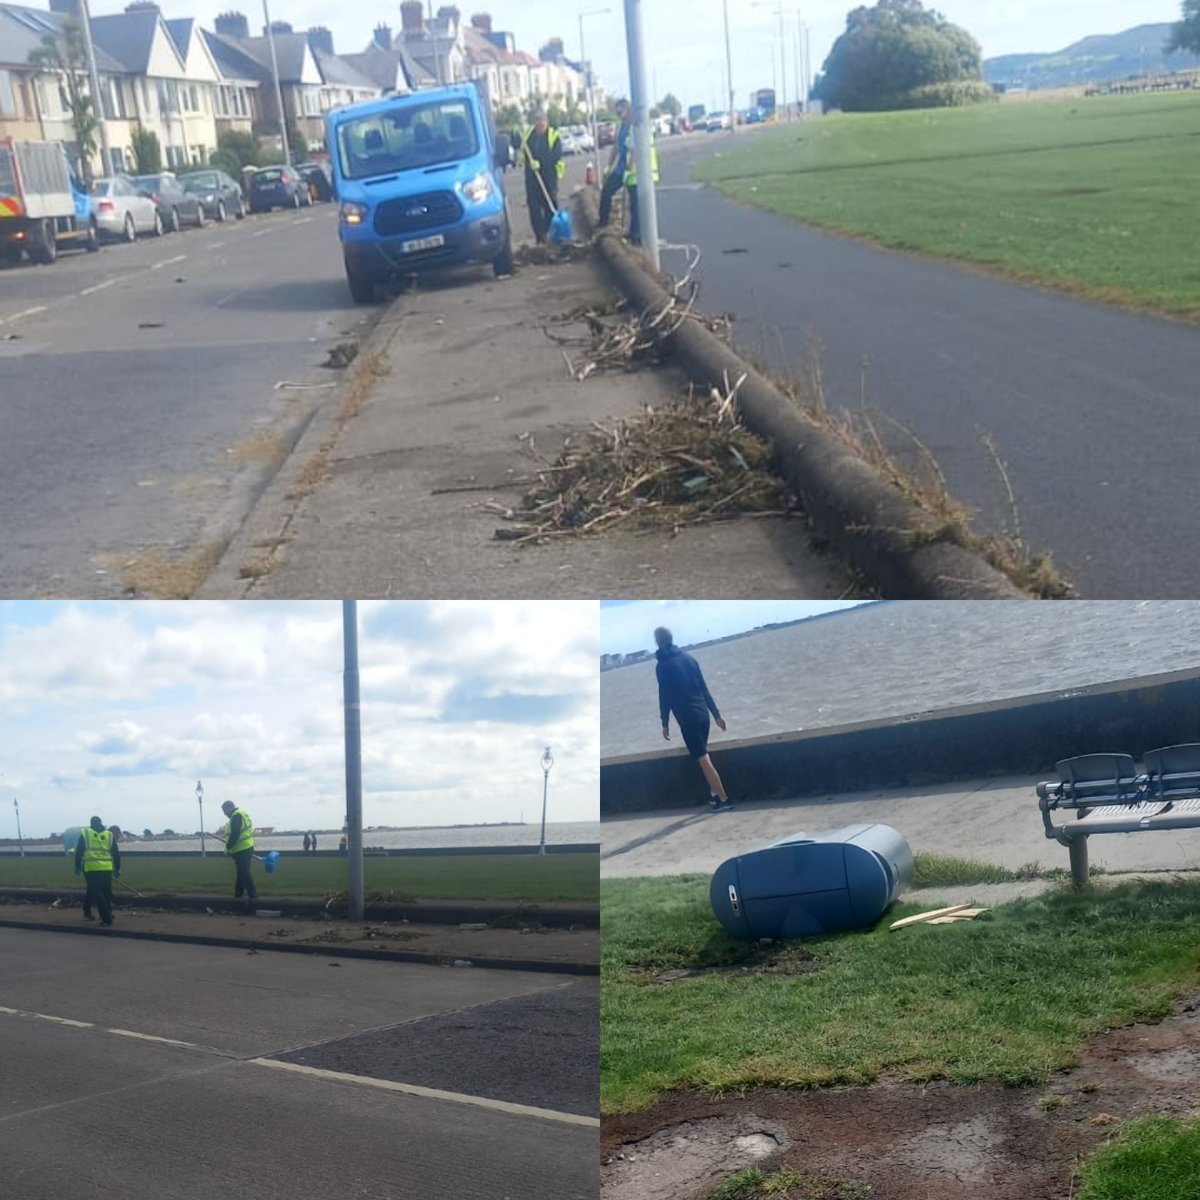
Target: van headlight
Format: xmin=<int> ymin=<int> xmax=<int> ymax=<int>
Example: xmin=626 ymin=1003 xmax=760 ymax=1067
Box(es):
xmin=461 ymin=172 xmax=494 ymax=204
xmin=340 ymin=201 xmax=368 ymax=226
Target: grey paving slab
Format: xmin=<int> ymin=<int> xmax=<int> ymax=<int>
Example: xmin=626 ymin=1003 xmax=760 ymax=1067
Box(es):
xmin=275 ymin=979 xmax=599 ymax=1116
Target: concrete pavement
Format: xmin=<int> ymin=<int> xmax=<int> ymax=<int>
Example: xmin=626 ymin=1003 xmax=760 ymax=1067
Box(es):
xmin=656 ymin=133 xmax=1200 ymax=598
xmin=0 ymin=928 xmax=597 ymax=1199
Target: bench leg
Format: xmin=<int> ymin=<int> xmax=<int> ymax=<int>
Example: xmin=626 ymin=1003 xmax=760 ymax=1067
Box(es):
xmin=1069 ymin=836 xmax=1089 ymax=887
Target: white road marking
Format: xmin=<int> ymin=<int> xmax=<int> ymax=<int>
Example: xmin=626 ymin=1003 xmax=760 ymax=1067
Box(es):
xmin=293 ymin=217 xmax=313 ymax=226
xmin=0 ymin=304 xmax=48 ymax=327
xmin=79 ymin=279 xmax=119 ymax=296
xmin=151 ymin=254 xmax=188 ymax=270
xmin=0 ymin=1005 xmax=93 ymax=1029
xmin=107 ymin=1027 xmax=210 ymax=1051
xmin=249 ymin=1058 xmax=600 ymax=1128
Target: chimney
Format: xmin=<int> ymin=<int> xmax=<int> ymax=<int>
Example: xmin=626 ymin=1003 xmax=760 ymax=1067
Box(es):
xmin=215 ymin=11 xmax=250 ymax=39
xmin=400 ymin=1 xmax=424 ymax=37
xmin=124 ymin=1 xmax=161 ymax=11
xmin=307 ymin=26 xmax=334 ymax=56
xmin=373 ymin=23 xmax=392 ymax=50
xmin=265 ymin=20 xmax=294 ymax=36
xmin=436 ymin=6 xmax=461 ymax=29
xmin=471 ymin=12 xmax=492 ymax=34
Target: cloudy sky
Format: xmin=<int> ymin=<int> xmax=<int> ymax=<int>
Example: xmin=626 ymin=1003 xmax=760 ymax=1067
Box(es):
xmin=600 ymin=600 xmax=874 ymax=656
xmin=82 ymin=0 xmax=1186 ymax=112
xmin=0 ymin=601 xmax=598 ymax=840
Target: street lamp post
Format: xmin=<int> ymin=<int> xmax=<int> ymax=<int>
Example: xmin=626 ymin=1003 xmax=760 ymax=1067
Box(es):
xmin=622 ymin=0 xmax=661 ymax=270
xmin=262 ymin=0 xmax=291 ymax=167
xmin=578 ymin=8 xmax=610 ymax=175
xmin=539 ymin=746 xmax=553 ymax=856
xmin=753 ymin=0 xmax=788 ymax=119
xmin=722 ymin=0 xmax=736 ymax=135
xmin=76 ymin=0 xmax=111 ymax=178
xmin=343 ymin=601 xmax=364 ymax=922
xmin=13 ymin=797 xmax=23 ymax=858
xmin=196 ymin=780 xmax=206 ymax=857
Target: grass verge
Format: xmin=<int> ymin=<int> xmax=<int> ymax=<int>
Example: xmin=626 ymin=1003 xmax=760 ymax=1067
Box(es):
xmin=1076 ymin=1115 xmax=1200 ymax=1200
xmin=600 ymin=874 xmax=1200 ymax=1114
xmin=911 ymin=852 xmax=1049 ymax=888
xmin=0 ymin=852 xmax=598 ymax=904
xmin=694 ymin=93 xmax=1200 ymax=319
xmin=713 ymin=1168 xmax=872 ymax=1199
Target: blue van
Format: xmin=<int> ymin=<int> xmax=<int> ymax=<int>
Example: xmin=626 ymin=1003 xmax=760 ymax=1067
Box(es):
xmin=326 ymin=84 xmax=513 ymax=303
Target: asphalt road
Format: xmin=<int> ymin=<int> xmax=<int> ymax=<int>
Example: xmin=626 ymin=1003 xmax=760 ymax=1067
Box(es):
xmin=0 ymin=204 xmax=373 ymax=598
xmin=0 ymin=928 xmax=598 ymax=1199
xmin=656 ymin=134 xmax=1200 ymax=598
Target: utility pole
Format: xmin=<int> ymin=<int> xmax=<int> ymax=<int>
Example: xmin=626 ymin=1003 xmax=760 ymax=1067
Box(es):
xmin=342 ymin=601 xmax=364 ymax=922
xmin=13 ymin=798 xmax=23 ymax=858
xmin=778 ymin=2 xmax=788 ymax=119
xmin=539 ymin=747 xmax=553 ymax=856
xmin=76 ymin=0 xmax=111 ymax=177
xmin=579 ymin=9 xmax=610 ymax=180
xmin=262 ymin=0 xmax=291 ymax=166
xmin=722 ymin=0 xmax=736 ymax=134
xmin=622 ymin=0 xmax=660 ymax=270
xmin=196 ymin=780 xmax=206 ymax=857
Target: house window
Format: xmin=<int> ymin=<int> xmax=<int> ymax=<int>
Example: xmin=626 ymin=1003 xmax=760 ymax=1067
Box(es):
xmin=304 ymin=86 xmax=321 ymax=117
xmin=0 ymin=70 xmax=16 ymax=117
xmin=108 ymin=147 xmax=126 ymax=173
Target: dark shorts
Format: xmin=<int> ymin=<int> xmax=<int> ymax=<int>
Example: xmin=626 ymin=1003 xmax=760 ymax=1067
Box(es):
xmin=679 ymin=717 xmax=711 ymax=759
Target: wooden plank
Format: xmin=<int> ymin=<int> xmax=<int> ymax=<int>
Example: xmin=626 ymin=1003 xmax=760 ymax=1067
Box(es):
xmin=888 ymin=903 xmax=972 ymax=931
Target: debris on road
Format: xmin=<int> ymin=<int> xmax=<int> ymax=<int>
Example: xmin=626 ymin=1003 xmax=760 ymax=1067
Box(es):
xmin=322 ymin=341 xmax=359 ymax=369
xmin=494 ymin=374 xmax=797 ymax=544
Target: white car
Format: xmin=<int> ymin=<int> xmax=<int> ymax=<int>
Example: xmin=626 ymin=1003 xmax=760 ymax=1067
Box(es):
xmin=560 ymin=130 xmax=581 ymax=156
xmin=89 ymin=175 xmax=163 ymax=242
xmin=706 ymin=111 xmax=733 ymax=132
xmin=569 ymin=125 xmax=595 ymax=152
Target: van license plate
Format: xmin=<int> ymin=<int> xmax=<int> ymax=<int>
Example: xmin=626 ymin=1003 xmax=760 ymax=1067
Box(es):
xmin=402 ymin=234 xmax=445 ymax=253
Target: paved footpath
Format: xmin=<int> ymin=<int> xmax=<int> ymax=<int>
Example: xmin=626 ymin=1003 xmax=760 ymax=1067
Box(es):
xmin=0 ymin=928 xmax=597 ymax=1199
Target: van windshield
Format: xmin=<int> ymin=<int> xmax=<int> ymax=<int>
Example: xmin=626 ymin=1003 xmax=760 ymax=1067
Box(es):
xmin=337 ymin=99 xmax=478 ymax=180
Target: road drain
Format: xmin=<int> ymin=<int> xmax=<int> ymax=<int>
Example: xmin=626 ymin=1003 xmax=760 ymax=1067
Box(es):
xmin=603 ymin=1116 xmax=789 ymax=1200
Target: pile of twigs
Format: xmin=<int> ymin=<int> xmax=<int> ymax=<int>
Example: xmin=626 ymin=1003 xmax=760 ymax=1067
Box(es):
xmin=490 ymin=375 xmax=798 ymax=543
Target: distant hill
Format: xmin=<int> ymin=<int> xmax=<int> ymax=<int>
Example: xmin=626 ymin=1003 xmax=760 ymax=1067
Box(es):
xmin=984 ymin=23 xmax=1200 ymax=90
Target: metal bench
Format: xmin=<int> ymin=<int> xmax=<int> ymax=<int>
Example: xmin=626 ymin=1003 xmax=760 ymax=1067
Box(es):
xmin=1037 ymin=745 xmax=1200 ymax=884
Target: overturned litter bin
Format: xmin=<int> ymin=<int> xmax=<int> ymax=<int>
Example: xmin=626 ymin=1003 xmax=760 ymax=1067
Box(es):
xmin=710 ymin=824 xmax=913 ymax=939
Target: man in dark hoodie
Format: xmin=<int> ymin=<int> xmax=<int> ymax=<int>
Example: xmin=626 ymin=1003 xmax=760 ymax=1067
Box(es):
xmin=74 ymin=816 xmax=121 ymax=926
xmin=654 ymin=627 xmax=732 ymax=811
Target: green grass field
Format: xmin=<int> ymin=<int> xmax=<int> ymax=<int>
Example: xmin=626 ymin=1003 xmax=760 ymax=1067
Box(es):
xmin=1076 ymin=1116 xmax=1200 ymax=1200
xmin=600 ymin=874 xmax=1200 ymax=1115
xmin=0 ymin=852 xmax=598 ymax=904
xmin=694 ymin=93 xmax=1200 ymax=317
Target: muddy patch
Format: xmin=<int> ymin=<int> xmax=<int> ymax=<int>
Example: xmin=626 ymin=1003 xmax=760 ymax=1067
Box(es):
xmin=639 ymin=943 xmax=820 ymax=987
xmin=604 ymin=1116 xmax=790 ymax=1200
xmin=601 ymin=992 xmax=1200 ymax=1200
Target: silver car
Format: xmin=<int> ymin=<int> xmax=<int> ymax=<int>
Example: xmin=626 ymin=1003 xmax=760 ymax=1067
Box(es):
xmin=88 ymin=175 xmax=163 ymax=242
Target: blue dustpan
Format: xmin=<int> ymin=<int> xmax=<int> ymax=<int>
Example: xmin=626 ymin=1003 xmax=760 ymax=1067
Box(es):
xmin=260 ymin=851 xmax=281 ymax=873
xmin=549 ymin=207 xmax=574 ymax=243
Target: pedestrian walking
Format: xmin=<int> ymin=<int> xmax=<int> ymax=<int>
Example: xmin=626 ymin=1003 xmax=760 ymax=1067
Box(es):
xmin=597 ymin=99 xmax=632 ymax=228
xmin=302 ymin=832 xmax=311 ymax=853
xmin=74 ymin=816 xmax=121 ymax=926
xmin=519 ymin=111 xmax=564 ymax=245
xmin=654 ymin=627 xmax=732 ymax=811
xmin=220 ymin=800 xmax=257 ymax=908
xmin=308 ymin=831 xmax=317 ymax=852
xmin=624 ymin=127 xmax=660 ymax=246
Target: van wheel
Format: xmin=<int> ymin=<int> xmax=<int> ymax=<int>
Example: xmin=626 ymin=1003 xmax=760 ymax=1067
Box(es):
xmin=29 ymin=219 xmax=57 ymax=264
xmin=493 ymin=212 xmax=514 ymax=277
xmin=85 ymin=218 xmax=100 ymax=252
xmin=346 ymin=262 xmax=376 ymax=304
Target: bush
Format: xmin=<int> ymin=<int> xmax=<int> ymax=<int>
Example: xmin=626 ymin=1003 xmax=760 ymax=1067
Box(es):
xmin=216 ymin=129 xmax=259 ymax=169
xmin=898 ymin=80 xmax=998 ymax=109
xmin=131 ymin=128 xmax=162 ymax=174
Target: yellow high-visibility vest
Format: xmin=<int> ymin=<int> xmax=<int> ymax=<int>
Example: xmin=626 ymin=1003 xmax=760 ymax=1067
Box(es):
xmin=81 ymin=828 xmax=114 ymax=874
xmin=519 ymin=126 xmax=566 ymax=179
xmin=624 ymin=137 xmax=660 ymax=187
xmin=227 ymin=808 xmax=254 ymax=855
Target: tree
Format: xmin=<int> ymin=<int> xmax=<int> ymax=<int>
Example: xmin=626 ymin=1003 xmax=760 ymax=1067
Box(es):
xmin=217 ymin=129 xmax=260 ymax=169
xmin=131 ymin=127 xmax=161 ymax=173
xmin=657 ymin=92 xmax=682 ymax=117
xmin=539 ymin=37 xmax=565 ymax=62
xmin=142 ymin=829 xmax=153 ymax=838
xmin=1168 ymin=0 xmax=1200 ymax=54
xmin=28 ymin=17 xmax=98 ymax=179
xmin=816 ymin=0 xmax=984 ymax=112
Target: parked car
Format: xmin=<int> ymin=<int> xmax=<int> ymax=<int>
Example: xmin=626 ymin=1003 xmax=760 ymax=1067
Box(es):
xmin=248 ymin=165 xmax=313 ymax=213
xmin=568 ymin=124 xmax=595 ymax=152
xmin=134 ymin=172 xmax=205 ymax=231
xmin=88 ymin=175 xmax=162 ymax=241
xmin=296 ymin=162 xmax=334 ymax=202
xmin=559 ymin=130 xmax=580 ymax=156
xmin=180 ymin=169 xmax=245 ymax=221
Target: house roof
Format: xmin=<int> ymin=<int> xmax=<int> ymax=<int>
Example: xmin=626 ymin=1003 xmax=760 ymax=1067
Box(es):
xmin=90 ymin=9 xmax=177 ymax=76
xmin=236 ymin=32 xmax=311 ymax=83
xmin=340 ymin=43 xmax=416 ymax=93
xmin=200 ymin=29 xmax=269 ymax=87
xmin=164 ymin=17 xmax=194 ymax=60
xmin=0 ymin=2 xmax=124 ymax=74
xmin=312 ymin=47 xmax=377 ymax=90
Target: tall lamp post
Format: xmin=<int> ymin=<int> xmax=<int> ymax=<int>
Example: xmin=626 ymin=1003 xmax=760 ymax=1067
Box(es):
xmin=539 ymin=746 xmax=553 ymax=856
xmin=13 ymin=797 xmax=24 ymax=858
xmin=262 ymin=0 xmax=291 ymax=166
xmin=578 ymin=8 xmax=610 ymax=172
xmin=722 ymin=0 xmax=736 ymax=134
xmin=753 ymin=0 xmax=788 ymax=119
xmin=77 ymin=0 xmax=111 ymax=177
xmin=196 ymin=780 xmax=206 ymax=857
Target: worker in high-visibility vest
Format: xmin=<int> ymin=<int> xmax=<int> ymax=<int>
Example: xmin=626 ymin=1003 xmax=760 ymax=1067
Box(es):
xmin=519 ymin=111 xmax=565 ymax=246
xmin=598 ymin=98 xmax=632 ymax=228
xmin=623 ymin=131 xmax=660 ymax=247
xmin=74 ymin=816 xmax=121 ymax=927
xmin=220 ymin=800 xmax=257 ymax=908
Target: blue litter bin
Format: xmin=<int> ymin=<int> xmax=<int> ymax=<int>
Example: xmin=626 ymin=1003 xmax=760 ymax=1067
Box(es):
xmin=710 ymin=824 xmax=913 ymax=939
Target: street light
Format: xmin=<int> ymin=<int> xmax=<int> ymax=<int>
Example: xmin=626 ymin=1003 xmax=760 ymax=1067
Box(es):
xmin=578 ymin=8 xmax=610 ymax=170
xmin=539 ymin=746 xmax=554 ymax=856
xmin=722 ymin=0 xmax=736 ymax=135
xmin=753 ymin=0 xmax=788 ymax=120
xmin=196 ymin=780 xmax=206 ymax=857
xmin=262 ymin=0 xmax=291 ymax=167
xmin=13 ymin=797 xmax=23 ymax=858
